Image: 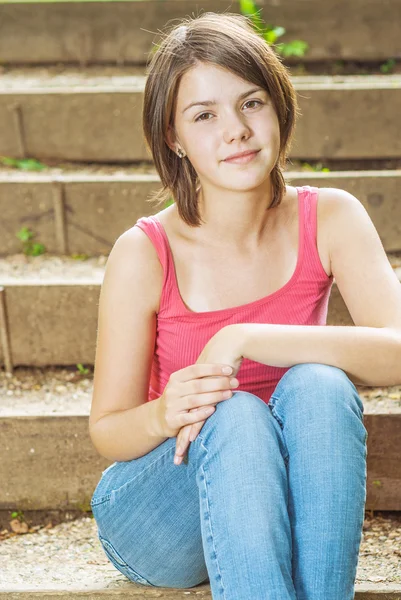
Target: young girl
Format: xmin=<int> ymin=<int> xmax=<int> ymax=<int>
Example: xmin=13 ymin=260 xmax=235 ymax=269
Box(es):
xmin=90 ymin=11 xmax=401 ymax=599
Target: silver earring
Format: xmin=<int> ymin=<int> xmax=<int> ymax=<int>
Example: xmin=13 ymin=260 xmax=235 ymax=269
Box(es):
xmin=177 ymin=148 xmax=186 ymax=158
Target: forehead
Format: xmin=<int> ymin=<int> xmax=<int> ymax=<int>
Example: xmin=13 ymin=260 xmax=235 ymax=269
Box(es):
xmin=177 ymin=63 xmax=251 ymax=99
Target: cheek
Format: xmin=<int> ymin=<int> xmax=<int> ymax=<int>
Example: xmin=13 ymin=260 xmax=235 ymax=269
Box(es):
xmin=190 ymin=140 xmax=219 ymax=170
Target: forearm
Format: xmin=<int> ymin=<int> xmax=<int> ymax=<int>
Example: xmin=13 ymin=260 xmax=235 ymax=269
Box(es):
xmin=89 ymin=397 xmax=168 ymax=462
xmin=238 ymin=323 xmax=401 ymax=387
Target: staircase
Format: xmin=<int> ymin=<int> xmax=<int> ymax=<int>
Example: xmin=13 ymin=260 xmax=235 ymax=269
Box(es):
xmin=0 ymin=0 xmax=400 ymax=597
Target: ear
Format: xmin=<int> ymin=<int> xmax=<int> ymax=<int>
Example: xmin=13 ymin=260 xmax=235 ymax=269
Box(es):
xmin=166 ymin=125 xmax=177 ymax=154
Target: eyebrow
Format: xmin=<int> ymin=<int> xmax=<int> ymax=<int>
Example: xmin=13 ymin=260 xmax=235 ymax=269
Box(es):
xmin=182 ymin=87 xmax=266 ymax=114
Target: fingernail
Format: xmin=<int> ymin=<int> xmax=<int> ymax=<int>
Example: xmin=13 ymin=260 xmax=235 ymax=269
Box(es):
xmin=222 ymin=366 xmax=233 ymax=374
xmin=174 ymin=456 xmax=180 ymax=465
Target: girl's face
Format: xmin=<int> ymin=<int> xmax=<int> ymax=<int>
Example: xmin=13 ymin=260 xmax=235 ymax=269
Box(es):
xmin=168 ymin=62 xmax=281 ymax=192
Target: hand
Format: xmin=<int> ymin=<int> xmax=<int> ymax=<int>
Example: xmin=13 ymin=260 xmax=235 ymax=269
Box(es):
xmin=155 ymin=361 xmax=239 ymax=440
xmin=174 ymin=325 xmax=244 ymax=465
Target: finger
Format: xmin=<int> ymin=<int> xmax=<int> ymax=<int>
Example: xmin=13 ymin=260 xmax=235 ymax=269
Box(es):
xmin=190 ymin=418 xmax=205 ymax=442
xmin=175 ymin=425 xmax=191 ymax=456
xmin=181 ymin=363 xmax=233 ymax=383
xmin=175 ymin=413 xmax=202 ymax=460
xmin=174 ymin=437 xmax=184 ymax=464
xmin=177 ymin=433 xmax=190 ymax=456
xmin=189 ymin=422 xmax=201 ymax=442
xmin=175 ymin=409 xmax=211 ymax=464
xmin=175 ymin=432 xmax=184 ymax=456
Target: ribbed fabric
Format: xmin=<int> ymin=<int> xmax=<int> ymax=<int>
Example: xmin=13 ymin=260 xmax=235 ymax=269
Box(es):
xmin=135 ymin=185 xmax=334 ymax=405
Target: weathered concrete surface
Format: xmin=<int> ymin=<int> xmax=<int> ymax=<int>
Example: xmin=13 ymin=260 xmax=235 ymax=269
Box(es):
xmin=1 ymin=171 xmax=401 ymax=255
xmin=1 ymin=73 xmax=400 ymax=160
xmin=1 ymin=585 xmax=401 ymax=599
xmin=0 ymin=283 xmax=101 ymax=366
xmin=0 ymin=411 xmax=400 ymax=511
xmin=1 ymin=583 xmax=400 ymax=599
xmin=0 ymin=0 xmax=400 ymax=64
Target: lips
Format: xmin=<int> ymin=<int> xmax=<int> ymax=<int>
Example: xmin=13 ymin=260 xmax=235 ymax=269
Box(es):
xmin=224 ymin=150 xmax=259 ymax=161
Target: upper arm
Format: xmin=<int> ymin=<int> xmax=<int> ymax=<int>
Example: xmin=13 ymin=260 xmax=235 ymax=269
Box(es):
xmin=89 ymin=226 xmax=162 ymax=430
xmin=326 ymin=187 xmax=401 ymax=337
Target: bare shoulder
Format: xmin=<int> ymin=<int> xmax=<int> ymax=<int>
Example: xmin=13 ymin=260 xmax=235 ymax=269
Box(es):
xmin=315 ymin=186 xmax=362 ymax=236
xmin=314 ymin=186 xmax=361 ymax=277
xmin=116 ymin=224 xmax=164 ymax=314
xmin=315 ymin=186 xmax=338 ymax=229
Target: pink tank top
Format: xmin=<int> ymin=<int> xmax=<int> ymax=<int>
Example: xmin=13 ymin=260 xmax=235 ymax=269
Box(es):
xmin=135 ymin=185 xmax=334 ymax=405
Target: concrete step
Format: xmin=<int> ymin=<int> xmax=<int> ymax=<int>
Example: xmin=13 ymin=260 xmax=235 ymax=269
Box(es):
xmin=1 ymin=66 xmax=401 ymax=161
xmin=0 ymin=0 xmax=400 ymax=65
xmin=1 ymin=166 xmax=401 ymax=255
xmin=0 ymin=508 xmax=400 ymax=597
xmin=0 ymin=365 xmax=400 ymax=511
xmin=1 ymin=252 xmax=400 ymax=367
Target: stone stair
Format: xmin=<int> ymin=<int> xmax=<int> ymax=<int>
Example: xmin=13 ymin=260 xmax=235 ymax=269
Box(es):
xmin=0 ymin=0 xmax=400 ymax=596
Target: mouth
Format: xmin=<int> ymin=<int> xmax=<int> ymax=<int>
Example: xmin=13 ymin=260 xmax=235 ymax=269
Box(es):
xmin=224 ymin=150 xmax=260 ymax=164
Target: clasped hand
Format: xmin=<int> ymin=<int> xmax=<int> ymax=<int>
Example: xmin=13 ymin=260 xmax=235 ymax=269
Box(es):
xmin=174 ymin=324 xmax=244 ymax=465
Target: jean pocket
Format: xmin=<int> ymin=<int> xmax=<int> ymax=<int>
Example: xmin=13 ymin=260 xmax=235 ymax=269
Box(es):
xmin=91 ymin=492 xmax=111 ymax=508
xmin=98 ymin=534 xmax=156 ymax=587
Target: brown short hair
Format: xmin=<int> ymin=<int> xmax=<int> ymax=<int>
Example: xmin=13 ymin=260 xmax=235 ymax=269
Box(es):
xmin=142 ymin=11 xmax=300 ymax=227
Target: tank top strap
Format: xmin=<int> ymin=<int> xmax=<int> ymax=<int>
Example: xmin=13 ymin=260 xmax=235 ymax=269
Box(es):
xmin=297 ymin=184 xmax=332 ymax=280
xmin=134 ymin=215 xmax=179 ymax=312
xmin=135 ymin=214 xmax=167 ymax=261
xmin=134 ymin=214 xmax=171 ymax=279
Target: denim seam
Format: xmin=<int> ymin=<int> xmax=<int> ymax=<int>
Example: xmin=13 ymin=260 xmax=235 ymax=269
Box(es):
xmin=91 ymin=443 xmax=175 ymax=507
xmin=98 ymin=534 xmax=156 ymax=586
xmin=91 ymin=493 xmax=112 ymax=507
xmin=268 ymin=403 xmax=290 ymax=465
xmin=196 ymin=434 xmax=227 ymax=599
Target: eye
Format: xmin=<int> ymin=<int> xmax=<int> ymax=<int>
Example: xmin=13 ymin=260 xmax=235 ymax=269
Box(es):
xmin=194 ymin=99 xmax=263 ymax=122
xmin=244 ymin=100 xmax=263 ymax=110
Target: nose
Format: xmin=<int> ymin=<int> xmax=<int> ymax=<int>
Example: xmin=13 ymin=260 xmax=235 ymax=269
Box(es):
xmin=222 ymin=110 xmax=252 ymax=144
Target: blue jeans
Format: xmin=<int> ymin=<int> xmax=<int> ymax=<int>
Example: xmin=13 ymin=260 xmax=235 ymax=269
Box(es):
xmin=90 ymin=363 xmax=368 ymax=599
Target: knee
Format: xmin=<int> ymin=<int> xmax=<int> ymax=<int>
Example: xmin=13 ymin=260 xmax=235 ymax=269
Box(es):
xmin=271 ymin=363 xmax=364 ymax=420
xmin=206 ymin=390 xmax=270 ymax=435
xmin=214 ymin=389 xmax=267 ymax=419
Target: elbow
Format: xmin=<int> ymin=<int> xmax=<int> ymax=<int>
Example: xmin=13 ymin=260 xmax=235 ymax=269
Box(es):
xmin=389 ymin=329 xmax=401 ymax=384
xmin=89 ymin=422 xmax=122 ymax=462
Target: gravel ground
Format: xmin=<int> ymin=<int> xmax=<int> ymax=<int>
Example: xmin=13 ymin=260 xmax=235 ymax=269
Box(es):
xmin=0 ymin=512 xmax=400 ymax=589
xmin=0 ymin=253 xmax=107 ymax=283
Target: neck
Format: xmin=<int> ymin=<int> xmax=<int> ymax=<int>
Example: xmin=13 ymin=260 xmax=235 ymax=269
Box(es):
xmin=193 ymin=184 xmax=284 ymax=251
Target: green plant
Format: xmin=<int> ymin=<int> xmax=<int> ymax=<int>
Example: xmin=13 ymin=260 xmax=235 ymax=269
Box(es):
xmin=11 ymin=510 xmax=25 ymax=521
xmin=0 ymin=156 xmax=47 ymax=171
xmin=301 ymin=162 xmax=331 ymax=173
xmin=76 ymin=363 xmax=90 ymax=375
xmin=149 ymin=2 xmax=309 ymax=61
xmin=239 ymin=0 xmax=309 ymax=58
xmin=16 ymin=226 xmax=46 ymax=256
xmin=380 ymin=58 xmax=396 ymax=74
xmin=163 ymin=197 xmax=175 ymax=208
